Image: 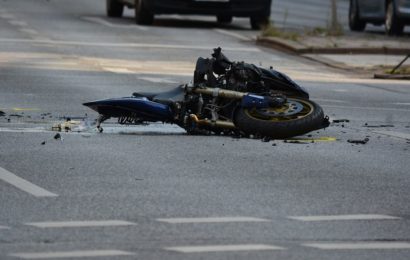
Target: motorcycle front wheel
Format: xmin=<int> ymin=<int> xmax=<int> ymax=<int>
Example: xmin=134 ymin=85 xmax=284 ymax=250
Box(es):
xmin=234 ymin=98 xmax=325 ymax=139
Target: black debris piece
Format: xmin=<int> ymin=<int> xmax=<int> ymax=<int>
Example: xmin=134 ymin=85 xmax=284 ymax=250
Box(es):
xmin=363 ymin=124 xmax=394 ymax=128
xmin=0 ymin=110 xmax=5 ymax=117
xmin=333 ymin=119 xmax=350 ymax=123
xmin=272 ymin=143 xmax=277 ymax=146
xmin=284 ymin=140 xmax=309 ymax=144
xmin=261 ymin=136 xmax=271 ymax=142
xmin=41 ymin=141 xmax=46 ymax=145
xmin=9 ymin=114 xmax=23 ymax=118
xmin=54 ymin=133 xmax=61 ymax=140
xmin=347 ymin=138 xmax=369 ymax=145
xmin=7 ymin=118 xmax=10 ymax=123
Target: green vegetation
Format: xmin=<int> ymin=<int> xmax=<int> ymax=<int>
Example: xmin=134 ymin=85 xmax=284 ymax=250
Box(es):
xmin=261 ymin=23 xmax=299 ymax=41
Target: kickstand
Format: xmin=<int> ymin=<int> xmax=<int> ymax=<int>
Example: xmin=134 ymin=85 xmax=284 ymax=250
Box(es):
xmin=96 ymin=114 xmax=110 ymax=133
xmin=391 ymin=54 xmax=410 ymax=74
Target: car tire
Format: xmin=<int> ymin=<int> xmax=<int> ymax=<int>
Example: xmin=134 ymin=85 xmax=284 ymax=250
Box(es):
xmin=217 ymin=15 xmax=233 ymax=24
xmin=385 ymin=0 xmax=404 ymax=35
xmin=250 ymin=16 xmax=269 ymax=30
xmin=106 ymin=0 xmax=124 ymax=18
xmin=349 ymin=0 xmax=366 ymax=31
xmin=135 ymin=0 xmax=154 ymax=25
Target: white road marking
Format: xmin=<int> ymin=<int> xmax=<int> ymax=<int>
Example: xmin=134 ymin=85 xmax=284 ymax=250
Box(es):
xmin=9 ymin=250 xmax=135 ymax=259
xmin=0 ymin=225 xmax=10 ymax=229
xmin=0 ymin=166 xmax=58 ymax=197
xmin=165 ymin=244 xmax=285 ymax=253
xmin=288 ymin=214 xmax=401 ymax=222
xmin=25 ymin=220 xmax=136 ymax=228
xmin=8 ymin=20 xmax=28 ymax=27
xmin=18 ymin=28 xmax=39 ymax=35
xmin=213 ymin=29 xmax=252 ymax=41
xmin=139 ymin=77 xmax=179 ymax=84
xmin=0 ymin=38 xmax=261 ymax=52
xmin=394 ymin=102 xmax=410 ymax=106
xmin=314 ymin=98 xmax=348 ymax=103
xmin=82 ymin=16 xmax=147 ymax=31
xmin=102 ymin=67 xmax=134 ymax=74
xmin=322 ymin=104 xmax=410 ymax=112
xmin=372 ymin=131 xmax=410 ymax=141
xmin=157 ymin=217 xmax=271 ymax=224
xmin=303 ymin=242 xmax=410 ymax=250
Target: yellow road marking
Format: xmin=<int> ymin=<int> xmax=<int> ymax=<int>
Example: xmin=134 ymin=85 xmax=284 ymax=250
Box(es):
xmin=12 ymin=108 xmax=40 ymax=111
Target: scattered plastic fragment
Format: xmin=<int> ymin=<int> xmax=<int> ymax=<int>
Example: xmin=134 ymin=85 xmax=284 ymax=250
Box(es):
xmin=52 ymin=119 xmax=82 ymax=132
xmin=347 ymin=138 xmax=369 ymax=144
xmin=9 ymin=114 xmax=23 ymax=118
xmin=333 ymin=119 xmax=350 ymax=123
xmin=41 ymin=141 xmax=46 ymax=145
xmin=54 ymin=133 xmax=61 ymax=140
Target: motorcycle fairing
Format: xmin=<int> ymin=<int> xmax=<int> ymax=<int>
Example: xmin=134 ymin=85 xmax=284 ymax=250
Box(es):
xmin=260 ymin=68 xmax=309 ymax=99
xmin=83 ymin=97 xmax=173 ymax=122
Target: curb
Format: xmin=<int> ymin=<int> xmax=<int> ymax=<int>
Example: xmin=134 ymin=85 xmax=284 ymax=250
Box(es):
xmin=257 ymin=36 xmax=410 ymax=55
xmin=374 ymin=74 xmax=410 ymax=80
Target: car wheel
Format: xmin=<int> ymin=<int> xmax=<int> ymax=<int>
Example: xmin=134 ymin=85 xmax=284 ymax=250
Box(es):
xmin=135 ymin=0 xmax=154 ymax=25
xmin=349 ymin=0 xmax=366 ymax=31
xmin=250 ymin=16 xmax=269 ymax=30
xmin=106 ymin=0 xmax=124 ymax=18
xmin=217 ymin=15 xmax=233 ymax=24
xmin=385 ymin=0 xmax=404 ymax=35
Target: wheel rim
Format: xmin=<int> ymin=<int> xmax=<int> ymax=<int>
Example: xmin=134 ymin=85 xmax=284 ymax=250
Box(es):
xmin=245 ymin=98 xmax=314 ymax=122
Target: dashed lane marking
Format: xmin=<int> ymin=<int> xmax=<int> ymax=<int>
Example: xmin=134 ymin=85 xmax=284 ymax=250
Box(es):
xmin=25 ymin=220 xmax=136 ymax=228
xmin=0 ymin=166 xmax=58 ymax=198
xmin=288 ymin=137 xmax=337 ymax=142
xmin=0 ymin=225 xmax=10 ymax=229
xmin=7 ymin=20 xmax=28 ymax=27
xmin=82 ymin=16 xmax=148 ymax=31
xmin=288 ymin=214 xmax=401 ymax=222
xmin=157 ymin=217 xmax=271 ymax=224
xmin=139 ymin=77 xmax=179 ymax=84
xmin=9 ymin=250 xmax=135 ymax=259
xmin=213 ymin=29 xmax=252 ymax=41
xmin=18 ymin=28 xmax=39 ymax=35
xmin=372 ymin=131 xmax=410 ymax=141
xmin=165 ymin=244 xmax=285 ymax=253
xmin=303 ymin=242 xmax=410 ymax=250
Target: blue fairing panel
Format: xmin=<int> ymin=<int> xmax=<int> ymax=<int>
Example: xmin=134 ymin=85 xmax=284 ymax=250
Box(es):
xmin=83 ymin=97 xmax=173 ymax=122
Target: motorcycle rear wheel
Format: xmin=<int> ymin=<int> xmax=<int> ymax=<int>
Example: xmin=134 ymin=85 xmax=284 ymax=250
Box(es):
xmin=234 ymin=98 xmax=325 ymax=139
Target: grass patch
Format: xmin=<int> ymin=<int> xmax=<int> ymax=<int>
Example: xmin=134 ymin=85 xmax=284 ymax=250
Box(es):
xmin=261 ymin=23 xmax=300 ymax=41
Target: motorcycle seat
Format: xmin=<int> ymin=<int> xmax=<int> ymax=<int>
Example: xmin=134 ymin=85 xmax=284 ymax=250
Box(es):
xmin=132 ymin=85 xmax=185 ymax=105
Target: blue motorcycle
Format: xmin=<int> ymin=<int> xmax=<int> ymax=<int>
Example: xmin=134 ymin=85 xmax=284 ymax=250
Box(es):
xmin=84 ymin=48 xmax=328 ymax=138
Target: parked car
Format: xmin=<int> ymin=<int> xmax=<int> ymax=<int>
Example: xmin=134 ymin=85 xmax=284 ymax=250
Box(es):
xmin=106 ymin=0 xmax=272 ymax=30
xmin=349 ymin=0 xmax=410 ymax=35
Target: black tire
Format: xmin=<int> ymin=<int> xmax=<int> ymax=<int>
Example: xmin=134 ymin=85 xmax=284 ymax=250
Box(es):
xmin=349 ymin=0 xmax=366 ymax=31
xmin=234 ymin=98 xmax=326 ymax=139
xmin=135 ymin=0 xmax=154 ymax=25
xmin=385 ymin=0 xmax=404 ymax=35
xmin=250 ymin=16 xmax=269 ymax=30
xmin=106 ymin=0 xmax=124 ymax=18
xmin=217 ymin=15 xmax=233 ymax=24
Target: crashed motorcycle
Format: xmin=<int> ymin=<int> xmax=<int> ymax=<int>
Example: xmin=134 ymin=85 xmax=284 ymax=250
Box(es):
xmin=84 ymin=48 xmax=328 ymax=139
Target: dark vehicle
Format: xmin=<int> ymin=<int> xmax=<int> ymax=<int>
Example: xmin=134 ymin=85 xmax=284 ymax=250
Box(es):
xmin=106 ymin=0 xmax=272 ymax=29
xmin=349 ymin=0 xmax=410 ymax=35
xmin=84 ymin=48 xmax=328 ymax=139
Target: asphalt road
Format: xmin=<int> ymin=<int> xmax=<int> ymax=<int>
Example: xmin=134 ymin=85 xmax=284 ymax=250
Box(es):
xmin=1 ymin=1 xmax=410 ymax=259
